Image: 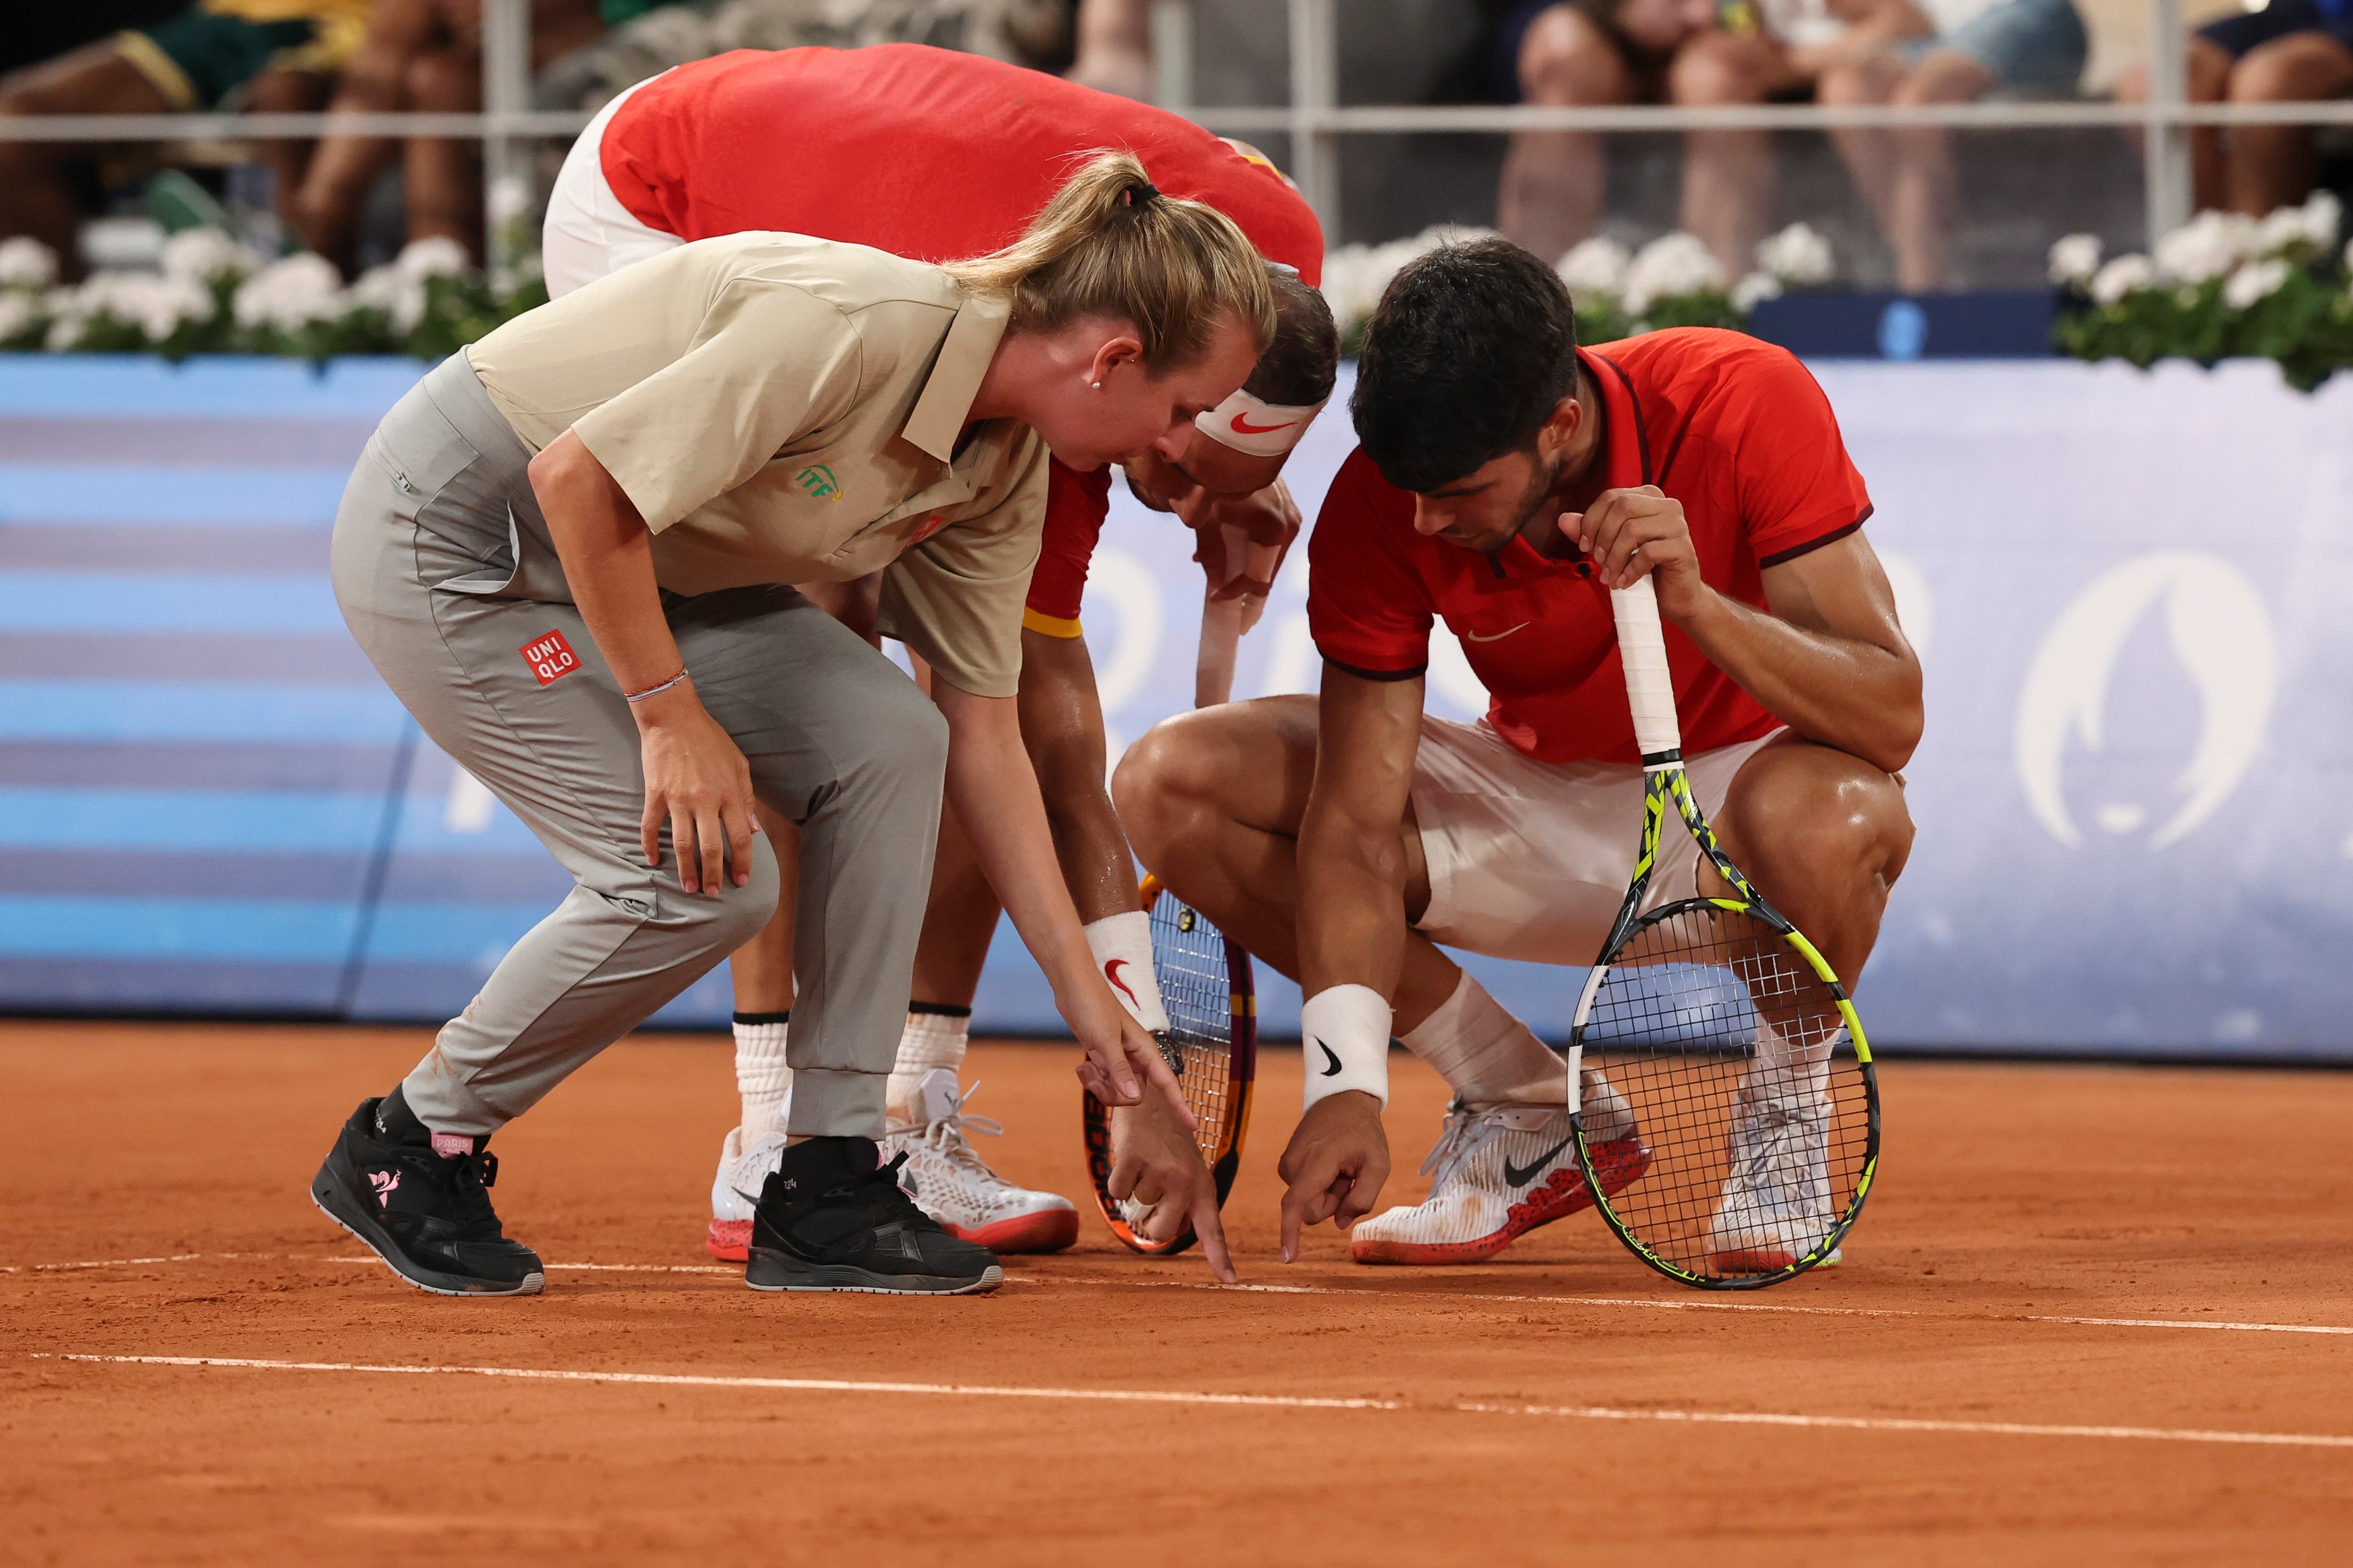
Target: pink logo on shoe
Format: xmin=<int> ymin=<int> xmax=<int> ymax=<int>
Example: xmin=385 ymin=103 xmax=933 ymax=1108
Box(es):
xmin=368 ymin=1171 xmax=400 ymax=1208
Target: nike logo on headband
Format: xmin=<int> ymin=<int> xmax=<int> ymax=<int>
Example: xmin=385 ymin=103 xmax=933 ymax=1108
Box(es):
xmin=1230 ymin=414 xmax=1296 ymax=436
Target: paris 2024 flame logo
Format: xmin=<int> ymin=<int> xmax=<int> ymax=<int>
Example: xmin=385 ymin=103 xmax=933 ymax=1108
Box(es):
xmin=2013 ymin=552 xmax=2276 ymax=849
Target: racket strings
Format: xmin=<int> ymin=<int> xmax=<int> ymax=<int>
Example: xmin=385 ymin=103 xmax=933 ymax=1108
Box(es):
xmin=1150 ymin=896 xmax=1235 ymax=1164
xmin=1581 ymin=902 xmax=1872 ymax=1283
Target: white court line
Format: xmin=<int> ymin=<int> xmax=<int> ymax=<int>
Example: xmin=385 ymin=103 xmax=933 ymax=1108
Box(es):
xmin=28 ymin=1352 xmax=2353 ymax=1451
xmin=14 ymin=1252 xmax=2352 ymax=1338
xmin=1035 ymin=1276 xmax=2353 ymax=1338
xmin=0 ymin=1254 xmax=203 ymax=1273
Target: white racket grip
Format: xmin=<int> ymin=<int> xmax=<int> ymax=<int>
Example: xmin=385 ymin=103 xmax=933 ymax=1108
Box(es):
xmin=1611 ymin=576 xmax=1683 ymax=762
xmin=1197 ymin=591 xmax=1245 ymax=708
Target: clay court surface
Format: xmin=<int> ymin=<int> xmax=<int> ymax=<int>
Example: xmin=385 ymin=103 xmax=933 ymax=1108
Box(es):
xmin=3 ymin=1022 xmax=2348 ymax=1564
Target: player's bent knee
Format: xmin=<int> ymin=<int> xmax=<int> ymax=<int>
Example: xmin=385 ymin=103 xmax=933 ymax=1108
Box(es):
xmin=1110 ymin=718 xmax=1195 ymax=847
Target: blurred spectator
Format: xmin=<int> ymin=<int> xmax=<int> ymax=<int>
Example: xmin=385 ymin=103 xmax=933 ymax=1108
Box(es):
xmin=4 ymin=4 xmax=184 ymax=78
xmin=1824 ymin=0 xmax=2087 ymax=289
xmin=2117 ymin=3 xmax=2353 ymax=216
xmin=1067 ymin=0 xmax=1152 ymax=98
xmin=1493 ymin=0 xmax=1931 ymax=276
xmin=0 ymin=1 xmax=366 ymax=279
xmin=290 ymin=0 xmax=606 ymax=273
xmin=536 ymin=1 xmax=1076 ymax=112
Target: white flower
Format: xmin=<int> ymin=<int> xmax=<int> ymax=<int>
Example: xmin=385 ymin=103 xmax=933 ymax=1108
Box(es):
xmin=1318 ymin=224 xmax=1498 ymax=339
xmin=1730 ymin=271 xmax=1784 ymax=312
xmin=1556 ymin=237 xmax=1631 ymax=305
xmin=394 ymin=235 xmax=471 ymax=281
xmin=2299 ymin=190 xmax=2341 ymax=252
xmin=1622 ymin=232 xmax=1726 ymax=313
xmin=66 ymin=270 xmax=215 ymax=342
xmin=45 ymin=314 xmax=86 ymax=352
xmin=487 ymin=174 xmax=534 ymax=229
xmin=1755 ymin=222 xmax=1833 ymax=286
xmin=160 ymin=226 xmax=259 ymax=285
xmin=2254 ymin=205 xmax=2311 ymax=258
xmin=2223 ymin=257 xmax=2291 ymax=311
xmin=2154 ymin=210 xmax=2257 ymax=283
xmin=2047 ymin=233 xmax=2102 ymax=286
xmin=350 ymin=262 xmax=429 ymax=335
xmin=0 ymin=235 xmax=59 ymax=290
xmin=2089 ymin=253 xmax=2155 ymax=306
xmin=233 ymin=253 xmax=345 ymax=331
xmin=0 ymin=292 xmax=35 ymax=341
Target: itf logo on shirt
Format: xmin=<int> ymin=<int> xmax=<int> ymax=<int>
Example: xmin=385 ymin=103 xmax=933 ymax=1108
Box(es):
xmin=519 ymin=630 xmax=579 ymax=687
xmin=795 ymin=464 xmax=842 ymax=501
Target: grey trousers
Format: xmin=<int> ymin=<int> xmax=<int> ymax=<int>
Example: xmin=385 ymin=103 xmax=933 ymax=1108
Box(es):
xmin=331 ymin=354 xmax=945 ymax=1140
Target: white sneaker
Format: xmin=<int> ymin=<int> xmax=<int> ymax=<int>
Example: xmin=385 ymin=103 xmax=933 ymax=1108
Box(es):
xmin=1705 ymin=1094 xmax=1843 ymax=1272
xmin=704 ymin=1125 xmax=788 ymax=1261
xmin=1351 ymin=1092 xmax=1650 ymax=1265
xmin=882 ymin=1070 xmax=1078 ymax=1254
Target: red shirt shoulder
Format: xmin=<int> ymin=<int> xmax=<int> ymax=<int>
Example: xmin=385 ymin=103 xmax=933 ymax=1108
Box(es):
xmin=1589 ymin=328 xmax=1872 ymax=566
xmin=603 ymin=45 xmax=1322 ymax=281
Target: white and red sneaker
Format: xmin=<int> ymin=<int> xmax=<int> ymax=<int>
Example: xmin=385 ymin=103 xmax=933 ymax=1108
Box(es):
xmin=882 ymin=1070 xmax=1079 ymax=1254
xmin=706 ymin=1125 xmax=788 ymax=1261
xmin=1350 ymin=1093 xmax=1650 ymax=1265
xmin=1704 ymin=1093 xmax=1842 ymax=1273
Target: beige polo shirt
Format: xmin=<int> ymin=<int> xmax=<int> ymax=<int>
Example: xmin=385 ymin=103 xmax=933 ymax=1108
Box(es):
xmin=464 ymin=232 xmax=1047 ymax=698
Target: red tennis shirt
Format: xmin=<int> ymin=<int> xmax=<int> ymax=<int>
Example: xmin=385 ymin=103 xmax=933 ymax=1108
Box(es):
xmin=1307 ymin=329 xmax=1873 ymax=766
xmin=600 ymin=46 xmax=1325 ymax=641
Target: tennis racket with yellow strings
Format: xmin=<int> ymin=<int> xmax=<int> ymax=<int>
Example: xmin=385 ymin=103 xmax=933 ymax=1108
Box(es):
xmin=1566 ymin=576 xmax=1879 ymax=1288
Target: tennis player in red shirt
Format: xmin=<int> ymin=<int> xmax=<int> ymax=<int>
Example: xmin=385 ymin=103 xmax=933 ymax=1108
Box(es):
xmin=540 ymin=44 xmax=1338 ymax=1268
xmin=1118 ymin=239 xmax=1920 ymax=1268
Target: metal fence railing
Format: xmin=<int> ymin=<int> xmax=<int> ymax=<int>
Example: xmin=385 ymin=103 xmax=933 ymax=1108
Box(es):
xmin=2 ymin=0 xmax=2349 ymax=263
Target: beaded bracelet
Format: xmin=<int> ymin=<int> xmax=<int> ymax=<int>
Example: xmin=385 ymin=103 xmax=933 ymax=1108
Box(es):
xmin=623 ymin=669 xmax=691 ymax=703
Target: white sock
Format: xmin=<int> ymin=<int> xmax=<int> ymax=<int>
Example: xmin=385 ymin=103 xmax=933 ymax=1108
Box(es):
xmin=1083 ymin=911 xmax=1170 ymax=1033
xmin=1398 ymin=971 xmax=1563 ymax=1105
xmin=888 ymin=1006 xmax=969 ymax=1122
xmin=733 ymin=1014 xmax=790 ymax=1141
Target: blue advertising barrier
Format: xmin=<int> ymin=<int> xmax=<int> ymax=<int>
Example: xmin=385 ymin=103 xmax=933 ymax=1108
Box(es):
xmin=2 ymin=351 xmax=2347 ymax=1059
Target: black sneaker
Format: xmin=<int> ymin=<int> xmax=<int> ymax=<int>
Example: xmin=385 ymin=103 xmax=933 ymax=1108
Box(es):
xmin=310 ymin=1089 xmax=545 ymax=1297
xmin=746 ymin=1136 xmax=1003 ymax=1295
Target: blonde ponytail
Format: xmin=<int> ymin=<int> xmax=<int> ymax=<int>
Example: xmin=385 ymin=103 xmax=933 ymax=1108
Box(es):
xmin=947 ymin=150 xmax=1276 ymax=371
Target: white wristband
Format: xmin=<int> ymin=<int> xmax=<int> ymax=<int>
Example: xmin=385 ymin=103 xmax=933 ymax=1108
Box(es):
xmin=1300 ymin=984 xmax=1392 ymax=1110
xmin=1083 ymin=912 xmax=1170 ymax=1034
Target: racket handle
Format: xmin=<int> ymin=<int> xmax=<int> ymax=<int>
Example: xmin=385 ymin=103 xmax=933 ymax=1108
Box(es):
xmin=1610 ymin=576 xmax=1683 ymax=763
xmin=1197 ymin=591 xmax=1245 ymax=709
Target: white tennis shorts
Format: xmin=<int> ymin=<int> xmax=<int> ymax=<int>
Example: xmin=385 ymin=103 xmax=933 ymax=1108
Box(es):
xmin=542 ymin=75 xmax=685 ymax=300
xmin=1409 ymin=715 xmax=1780 ymax=967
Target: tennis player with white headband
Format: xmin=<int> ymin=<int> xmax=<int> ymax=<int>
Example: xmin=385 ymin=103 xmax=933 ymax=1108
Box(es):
xmin=538 ymin=44 xmax=1341 ymax=1264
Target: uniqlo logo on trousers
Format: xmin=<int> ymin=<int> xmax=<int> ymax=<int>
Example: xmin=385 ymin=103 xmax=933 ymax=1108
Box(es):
xmin=520 ymin=630 xmax=578 ymax=686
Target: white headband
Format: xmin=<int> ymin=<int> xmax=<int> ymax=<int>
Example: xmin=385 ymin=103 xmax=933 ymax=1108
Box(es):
xmin=1194 ymin=387 xmax=1327 ymax=458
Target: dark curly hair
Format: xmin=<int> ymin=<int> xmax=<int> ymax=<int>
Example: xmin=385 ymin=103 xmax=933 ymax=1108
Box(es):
xmin=1350 ymin=238 xmax=1580 ymax=494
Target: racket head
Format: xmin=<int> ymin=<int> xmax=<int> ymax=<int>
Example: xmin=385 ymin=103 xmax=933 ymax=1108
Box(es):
xmin=1082 ymin=881 xmax=1257 ymax=1254
xmin=1571 ymin=894 xmax=1879 ymax=1290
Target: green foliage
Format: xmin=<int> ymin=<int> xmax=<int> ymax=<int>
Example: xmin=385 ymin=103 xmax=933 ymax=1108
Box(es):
xmin=2057 ymin=266 xmax=2353 ymax=393
xmin=1627 ymin=291 xmax=1747 ymax=334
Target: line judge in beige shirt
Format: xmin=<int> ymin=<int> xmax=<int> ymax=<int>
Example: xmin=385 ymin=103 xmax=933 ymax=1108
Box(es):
xmin=314 ymin=152 xmax=1273 ymax=1300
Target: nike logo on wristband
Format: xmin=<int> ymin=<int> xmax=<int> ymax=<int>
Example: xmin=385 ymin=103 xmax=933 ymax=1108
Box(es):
xmin=1502 ymin=1134 xmax=1577 ymax=1189
xmin=1314 ymin=1039 xmax=1343 ymax=1077
xmin=1103 ymin=958 xmax=1139 ymax=1008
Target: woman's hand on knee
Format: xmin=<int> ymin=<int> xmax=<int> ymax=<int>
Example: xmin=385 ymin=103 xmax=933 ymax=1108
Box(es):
xmin=632 ymin=683 xmax=762 ymax=895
